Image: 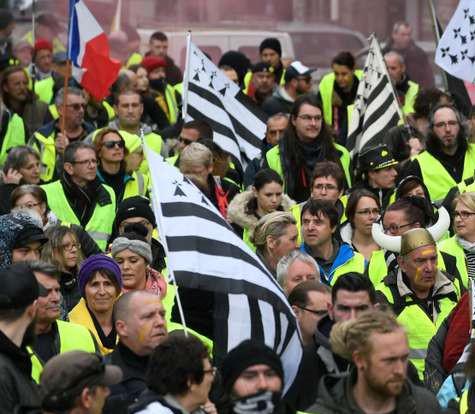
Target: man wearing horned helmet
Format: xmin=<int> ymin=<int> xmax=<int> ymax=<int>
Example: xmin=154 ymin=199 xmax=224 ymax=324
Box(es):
xmin=374 ymin=223 xmax=463 ymax=382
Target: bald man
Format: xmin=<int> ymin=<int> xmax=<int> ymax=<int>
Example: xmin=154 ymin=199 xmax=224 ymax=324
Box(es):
xmin=104 ymin=290 xmax=167 ymax=413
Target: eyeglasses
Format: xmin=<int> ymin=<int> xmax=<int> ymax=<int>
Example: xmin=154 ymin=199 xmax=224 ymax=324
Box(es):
xmin=454 ymin=210 xmax=475 ymax=220
xmin=434 ymin=120 xmax=458 ymax=129
xmin=203 ymin=366 xmax=217 ymax=376
xmin=297 ymin=114 xmax=322 ymax=122
xmin=313 ymin=183 xmax=338 ymax=191
xmin=61 ymin=242 xmax=78 ymax=252
xmin=103 ymin=140 xmax=125 ymax=149
xmin=66 ymin=103 xmax=86 ymax=111
xmin=383 ymin=221 xmax=417 ymax=234
xmin=356 ymin=208 xmax=381 ymax=216
xmin=296 ymin=305 xmax=327 ymax=317
xmin=179 ymin=136 xmax=194 ymax=146
xmin=72 ymin=158 xmax=98 ymax=166
xmin=16 ymin=201 xmax=42 ymax=209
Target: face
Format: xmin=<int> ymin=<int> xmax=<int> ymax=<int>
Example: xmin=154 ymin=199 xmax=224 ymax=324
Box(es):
xmin=181 ymin=163 xmax=213 ymax=189
xmin=392 ymin=25 xmax=412 ymax=49
xmin=149 ymin=67 xmax=166 ymax=80
xmin=268 ymin=224 xmax=299 ymax=261
xmin=87 ymin=385 xmax=111 ymax=414
xmin=125 ymin=150 xmax=144 ymax=172
xmin=352 ymin=197 xmax=380 ymax=237
xmin=119 ymin=217 xmax=153 ymax=241
xmin=178 ymin=127 xmax=201 ymax=152
xmin=405 ymin=185 xmax=425 ymax=198
xmin=223 ymin=68 xmax=239 ymax=84
xmin=292 ymin=104 xmax=322 ymax=142
xmin=454 ymin=200 xmax=475 ymax=242
xmin=260 ymin=48 xmax=280 ymax=67
xmin=368 ymin=166 xmax=398 ymax=189
xmin=117 ymin=294 xmax=167 ymax=355
xmin=18 ymin=154 xmax=41 ymax=184
xmin=116 ymin=93 xmax=143 ymax=128
xmin=4 ymin=70 xmax=29 ymax=101
xmin=294 ymin=291 xmax=330 ymax=338
xmin=135 ymin=67 xmax=149 ymax=92
xmin=14 ymin=193 xmax=46 ymax=218
xmin=84 ymin=272 xmax=119 ymax=313
xmin=311 ymin=176 xmax=341 ymax=203
xmin=191 ymin=358 xmax=215 ymax=407
xmin=399 ymin=244 xmax=438 ymax=291
xmin=35 ymin=48 xmax=53 ymax=73
xmin=356 ymin=330 xmax=408 ymax=399
xmin=266 ymin=116 xmax=288 ymax=146
xmin=296 ymin=75 xmax=313 ymax=94
xmin=35 ymin=272 xmax=61 ymax=323
xmin=13 ymin=45 xmax=33 ymax=67
xmin=61 ymin=93 xmax=86 ymax=128
xmin=254 ymin=181 xmax=283 ymax=214
xmin=67 ymin=148 xmax=97 ymax=185
xmin=329 ymin=289 xmax=373 ymax=322
xmin=12 ymin=241 xmax=42 ymax=263
xmin=253 ymin=71 xmax=275 ymax=94
xmin=284 ymin=259 xmax=318 ymax=295
xmin=114 ymin=249 xmax=148 ymax=290
xmin=332 ymin=64 xmax=354 ymax=90
xmin=302 ymin=211 xmax=335 ymax=249
xmin=432 ymin=107 xmax=460 ymax=151
xmin=384 ymin=55 xmax=405 ymax=83
xmin=57 ymin=232 xmax=80 ymax=269
xmin=99 ymin=132 xmax=125 ymax=163
xmin=150 ymin=39 xmax=168 ymax=57
xmin=383 ymin=210 xmax=419 ymax=236
xmin=232 ymin=364 xmax=282 ymax=398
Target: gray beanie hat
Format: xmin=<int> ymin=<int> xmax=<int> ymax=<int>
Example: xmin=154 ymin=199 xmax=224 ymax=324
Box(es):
xmin=111 ymin=237 xmax=153 ymax=264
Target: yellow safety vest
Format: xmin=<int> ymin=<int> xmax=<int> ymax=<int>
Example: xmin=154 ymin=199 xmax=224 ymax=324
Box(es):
xmin=265 ymin=143 xmax=352 ymax=189
xmin=123 ymin=170 xmax=149 ymax=200
xmin=42 ymin=180 xmax=116 ymax=250
xmin=318 ymin=70 xmax=364 ymax=127
xmin=30 ymin=129 xmax=56 ymax=182
xmin=438 ymin=236 xmax=469 ymax=289
xmin=164 ymin=84 xmax=178 ymax=125
xmin=402 ymin=81 xmax=419 ymax=115
xmin=460 ymin=388 xmax=469 ymax=413
xmin=0 ymin=112 xmax=26 ymax=166
xmin=126 ymin=52 xmax=143 ymax=68
xmin=29 ymin=320 xmax=96 ymax=382
xmin=415 ymin=144 xmax=475 ymax=203
xmin=33 ymin=76 xmax=54 ymax=104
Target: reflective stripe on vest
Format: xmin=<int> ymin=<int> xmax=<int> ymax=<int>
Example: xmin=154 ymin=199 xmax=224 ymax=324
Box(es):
xmin=416 ymin=144 xmax=475 ymax=202
xmin=42 ymin=180 xmax=116 ymax=250
xmin=319 ymin=70 xmax=363 ymax=126
xmin=0 ymin=112 xmax=26 ymax=166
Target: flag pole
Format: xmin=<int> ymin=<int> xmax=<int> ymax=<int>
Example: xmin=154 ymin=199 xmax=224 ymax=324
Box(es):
xmin=61 ymin=1 xmax=75 ymax=135
xmin=427 ymin=0 xmax=449 ymax=91
xmin=182 ymin=31 xmax=192 ymax=119
xmin=144 ymin=145 xmax=189 ymax=337
xmin=30 ymin=0 xmax=38 ymax=129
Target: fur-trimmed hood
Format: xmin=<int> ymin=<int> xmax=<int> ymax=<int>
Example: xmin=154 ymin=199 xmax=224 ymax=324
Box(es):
xmin=227 ymin=189 xmax=295 ymax=231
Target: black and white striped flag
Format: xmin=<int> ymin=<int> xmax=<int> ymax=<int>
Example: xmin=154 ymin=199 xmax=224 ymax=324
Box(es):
xmin=182 ymin=36 xmax=267 ymax=169
xmin=145 ymin=144 xmax=302 ymax=393
xmin=347 ymin=35 xmax=402 ymax=156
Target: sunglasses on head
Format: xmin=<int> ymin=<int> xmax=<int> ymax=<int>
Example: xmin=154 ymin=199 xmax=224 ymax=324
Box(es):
xmin=103 ymin=140 xmax=125 ymax=149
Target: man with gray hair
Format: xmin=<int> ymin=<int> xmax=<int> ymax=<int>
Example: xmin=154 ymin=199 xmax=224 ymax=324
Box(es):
xmin=384 ymin=51 xmax=419 ymax=115
xmin=276 ymin=249 xmax=320 ymax=296
xmin=29 ymin=86 xmax=95 ymax=182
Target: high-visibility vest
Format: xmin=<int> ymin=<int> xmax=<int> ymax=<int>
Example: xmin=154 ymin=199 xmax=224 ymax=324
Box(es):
xmin=0 ymin=112 xmax=26 ymax=166
xmin=415 ymin=144 xmax=475 ymax=202
xmin=439 ymin=236 xmax=469 ymax=289
xmin=318 ymin=69 xmax=364 ymax=126
xmin=376 ymin=279 xmax=458 ymax=379
xmin=126 ymin=52 xmax=143 ymax=68
xmin=29 ymin=320 xmax=96 ymax=382
xmin=33 ymin=76 xmax=54 ymax=104
xmin=23 ymin=31 xmax=65 ymax=54
xmin=165 ymin=84 xmax=178 ymax=125
xmin=166 ymin=154 xmax=179 ymax=166
xmin=266 ymin=143 xmax=352 ymax=189
xmin=30 ymin=129 xmax=56 ymax=182
xmin=460 ymin=387 xmax=469 ymax=413
xmin=42 ymin=180 xmax=116 ymax=250
xmin=402 ymin=80 xmax=419 ymax=115
xmin=123 ymin=170 xmax=149 ymax=200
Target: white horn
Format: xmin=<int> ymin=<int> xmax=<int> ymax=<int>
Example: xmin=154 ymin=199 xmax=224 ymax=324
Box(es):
xmin=371 ymin=222 xmax=401 ymax=253
xmin=427 ymin=206 xmax=450 ymax=242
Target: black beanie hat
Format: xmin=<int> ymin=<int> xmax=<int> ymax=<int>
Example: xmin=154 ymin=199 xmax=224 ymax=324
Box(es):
xmin=259 ymin=38 xmax=282 ymax=57
xmin=220 ymin=340 xmax=284 ymax=392
xmin=115 ymin=196 xmax=157 ymax=228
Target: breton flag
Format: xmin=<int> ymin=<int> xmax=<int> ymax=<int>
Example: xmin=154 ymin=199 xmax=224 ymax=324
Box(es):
xmin=68 ymin=0 xmax=121 ymax=100
xmin=347 ymin=35 xmax=402 ymax=156
xmin=145 ymin=144 xmax=302 ymax=393
xmin=182 ymin=35 xmax=267 ymax=169
xmin=435 ymin=0 xmax=475 ymax=84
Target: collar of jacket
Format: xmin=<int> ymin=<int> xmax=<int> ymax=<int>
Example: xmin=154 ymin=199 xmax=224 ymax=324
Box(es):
xmin=0 ymin=329 xmax=33 ymax=377
xmin=61 ymin=173 xmax=112 ymax=207
xmin=108 ymin=119 xmax=154 ymax=135
xmin=96 ymin=166 xmax=133 ymax=186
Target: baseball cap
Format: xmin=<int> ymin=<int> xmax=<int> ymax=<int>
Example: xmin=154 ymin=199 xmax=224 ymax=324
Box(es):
xmin=285 ymin=61 xmax=315 ymax=80
xmin=41 ymin=351 xmax=122 ymax=410
xmin=0 ymin=263 xmax=39 ymax=309
xmin=358 ymin=144 xmax=399 ymax=172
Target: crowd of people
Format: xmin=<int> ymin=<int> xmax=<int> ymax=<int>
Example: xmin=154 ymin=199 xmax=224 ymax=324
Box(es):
xmin=0 ymin=7 xmax=475 ymax=414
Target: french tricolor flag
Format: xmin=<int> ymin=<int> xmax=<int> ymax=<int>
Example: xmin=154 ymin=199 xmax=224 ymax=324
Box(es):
xmin=68 ymin=0 xmax=121 ymax=100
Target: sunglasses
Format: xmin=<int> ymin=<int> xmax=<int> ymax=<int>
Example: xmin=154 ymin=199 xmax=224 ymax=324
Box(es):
xmin=103 ymin=140 xmax=125 ymax=149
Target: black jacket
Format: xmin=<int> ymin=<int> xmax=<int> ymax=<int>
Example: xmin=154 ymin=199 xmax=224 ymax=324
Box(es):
xmin=103 ymin=342 xmax=150 ymax=414
xmin=307 ymin=370 xmax=441 ymax=414
xmin=0 ymin=330 xmax=41 ymax=414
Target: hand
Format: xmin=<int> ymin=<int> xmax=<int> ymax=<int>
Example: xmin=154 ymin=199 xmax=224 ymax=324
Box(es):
xmin=408 ymin=137 xmax=424 ymax=156
xmin=3 ymin=168 xmax=22 ymax=184
xmin=200 ymin=401 xmax=217 ymax=414
xmin=55 ymin=132 xmax=69 ymax=154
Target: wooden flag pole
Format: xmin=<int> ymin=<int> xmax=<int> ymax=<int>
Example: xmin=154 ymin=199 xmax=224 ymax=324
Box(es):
xmin=60 ymin=60 xmax=71 ymax=135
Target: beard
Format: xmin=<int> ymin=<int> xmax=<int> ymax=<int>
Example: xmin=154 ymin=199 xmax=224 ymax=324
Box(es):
xmin=363 ymin=365 xmax=405 ymax=399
